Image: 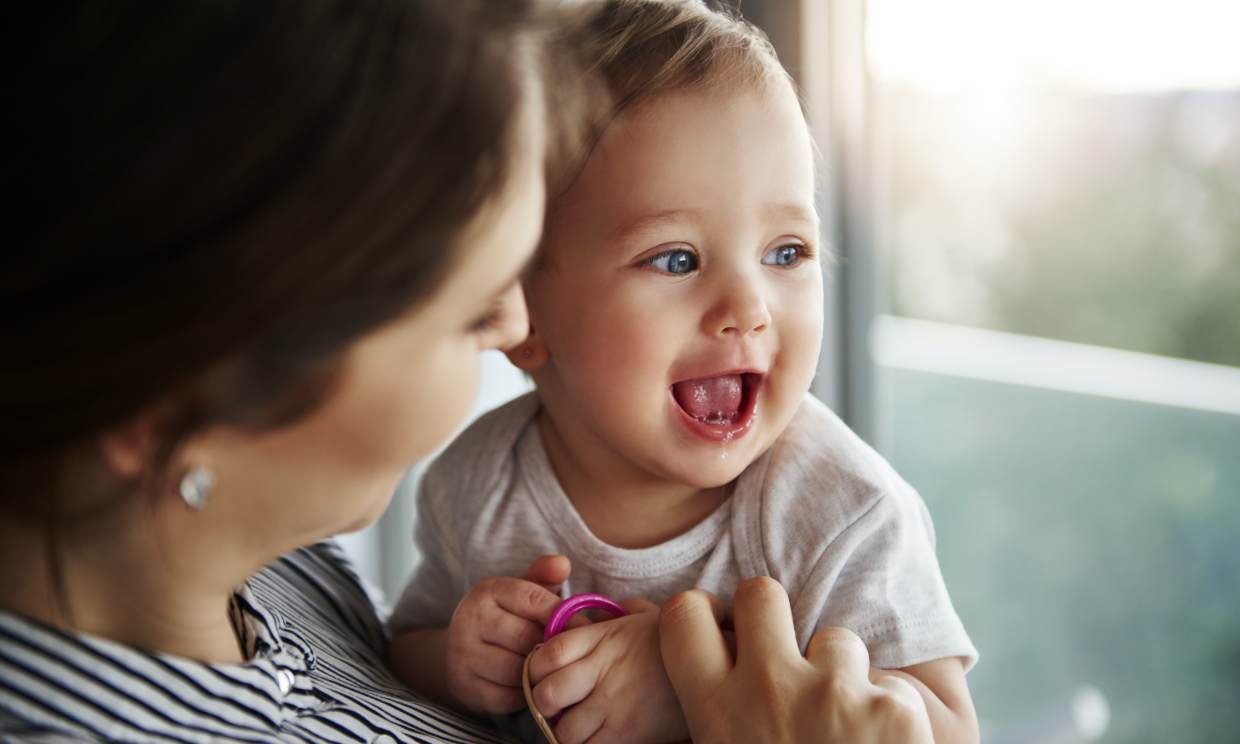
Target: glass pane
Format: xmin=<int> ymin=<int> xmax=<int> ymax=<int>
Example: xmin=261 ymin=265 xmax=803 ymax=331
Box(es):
xmin=867 ymin=0 xmax=1240 ymax=366
xmin=865 ymin=1 xmax=1240 ymax=741
xmin=878 ymin=362 xmax=1240 ymax=743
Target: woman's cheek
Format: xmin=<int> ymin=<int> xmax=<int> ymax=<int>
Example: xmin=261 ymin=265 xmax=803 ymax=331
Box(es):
xmin=344 ymin=337 xmax=480 ymax=468
xmin=405 ymin=342 xmax=482 ymax=461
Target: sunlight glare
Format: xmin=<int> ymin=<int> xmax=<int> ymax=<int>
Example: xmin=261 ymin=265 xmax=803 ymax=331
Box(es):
xmin=867 ymin=0 xmax=1240 ymax=93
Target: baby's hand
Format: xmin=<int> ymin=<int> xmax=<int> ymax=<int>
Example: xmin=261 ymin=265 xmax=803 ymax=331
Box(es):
xmin=444 ymin=556 xmax=569 ymax=714
xmin=527 ymin=599 xmax=689 ymax=744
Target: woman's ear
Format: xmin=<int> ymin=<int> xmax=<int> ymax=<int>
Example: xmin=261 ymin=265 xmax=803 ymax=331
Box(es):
xmin=98 ymin=416 xmax=157 ymax=480
xmin=504 ymin=323 xmax=549 ymax=372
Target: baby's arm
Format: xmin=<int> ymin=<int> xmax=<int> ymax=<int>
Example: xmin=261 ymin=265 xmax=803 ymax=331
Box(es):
xmin=388 ymin=556 xmax=569 ymax=714
xmin=873 ymin=658 xmax=978 ymax=744
xmin=777 ymin=469 xmax=978 ymax=742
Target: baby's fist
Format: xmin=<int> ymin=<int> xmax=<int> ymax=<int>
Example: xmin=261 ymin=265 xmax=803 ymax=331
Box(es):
xmin=445 ymin=575 xmax=562 ymax=713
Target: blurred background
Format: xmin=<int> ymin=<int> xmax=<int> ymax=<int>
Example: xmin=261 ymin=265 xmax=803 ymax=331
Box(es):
xmin=343 ymin=1 xmax=1240 ymax=742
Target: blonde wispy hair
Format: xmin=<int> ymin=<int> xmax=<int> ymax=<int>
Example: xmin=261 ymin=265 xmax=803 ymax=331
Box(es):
xmin=582 ymin=0 xmax=788 ymax=109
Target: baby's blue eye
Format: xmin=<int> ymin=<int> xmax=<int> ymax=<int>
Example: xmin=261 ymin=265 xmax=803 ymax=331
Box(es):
xmin=762 ymin=244 xmax=803 ymax=267
xmin=646 ymin=249 xmax=699 ymax=275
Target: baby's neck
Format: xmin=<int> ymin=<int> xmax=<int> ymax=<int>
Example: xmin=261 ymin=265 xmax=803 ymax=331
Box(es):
xmin=537 ymin=414 xmax=732 ymax=549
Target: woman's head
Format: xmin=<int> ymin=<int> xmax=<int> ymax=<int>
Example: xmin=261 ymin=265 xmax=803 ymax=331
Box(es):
xmin=2 ymin=1 xmax=552 ymax=549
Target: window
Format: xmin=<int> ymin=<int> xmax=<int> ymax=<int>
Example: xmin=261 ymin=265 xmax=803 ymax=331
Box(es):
xmin=861 ymin=1 xmax=1240 ymax=741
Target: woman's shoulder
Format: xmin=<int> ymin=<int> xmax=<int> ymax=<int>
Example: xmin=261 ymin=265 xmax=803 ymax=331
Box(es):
xmin=250 ymin=540 xmax=387 ymax=649
xmin=260 ymin=540 xmax=367 ymax=595
xmin=246 ymin=543 xmax=506 ymax=742
xmin=0 ymin=731 xmax=98 ymax=744
xmin=255 ymin=540 xmax=375 ymax=606
xmin=0 ymin=711 xmax=97 ymax=743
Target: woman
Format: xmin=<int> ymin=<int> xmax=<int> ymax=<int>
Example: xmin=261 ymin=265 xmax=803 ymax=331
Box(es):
xmin=0 ymin=1 xmax=931 ymax=742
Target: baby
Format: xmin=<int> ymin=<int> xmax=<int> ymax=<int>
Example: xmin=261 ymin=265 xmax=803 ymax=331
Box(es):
xmin=389 ymin=1 xmax=978 ymax=742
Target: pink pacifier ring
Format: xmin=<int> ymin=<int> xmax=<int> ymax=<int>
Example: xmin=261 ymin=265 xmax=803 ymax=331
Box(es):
xmin=544 ymin=593 xmax=627 ymax=640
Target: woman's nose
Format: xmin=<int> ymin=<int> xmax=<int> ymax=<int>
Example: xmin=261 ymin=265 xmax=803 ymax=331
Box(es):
xmin=490 ymin=284 xmax=530 ymax=351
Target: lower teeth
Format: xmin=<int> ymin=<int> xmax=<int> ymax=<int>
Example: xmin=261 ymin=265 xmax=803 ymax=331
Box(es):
xmin=696 ymin=411 xmax=737 ymax=425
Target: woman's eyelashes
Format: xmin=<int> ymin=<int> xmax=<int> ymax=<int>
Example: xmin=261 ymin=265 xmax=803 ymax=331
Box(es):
xmin=469 ymin=305 xmax=503 ymax=334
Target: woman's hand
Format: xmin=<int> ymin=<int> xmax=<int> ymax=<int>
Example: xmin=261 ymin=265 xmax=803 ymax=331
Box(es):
xmin=658 ymin=577 xmax=933 ymax=744
xmin=527 ymin=598 xmax=688 ymax=744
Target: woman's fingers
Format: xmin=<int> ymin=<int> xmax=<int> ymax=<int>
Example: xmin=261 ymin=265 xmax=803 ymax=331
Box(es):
xmin=873 ymin=673 xmax=933 ymax=727
xmin=730 ymin=576 xmax=801 ymax=668
xmin=657 ymin=583 xmax=936 ymax=744
xmin=805 ymin=625 xmax=871 ymax=680
xmin=807 ymin=628 xmax=935 ymax=743
xmin=531 ymin=653 xmax=603 ymax=717
xmin=657 ymin=589 xmax=731 ymax=698
xmin=528 ymin=623 xmax=606 ymax=683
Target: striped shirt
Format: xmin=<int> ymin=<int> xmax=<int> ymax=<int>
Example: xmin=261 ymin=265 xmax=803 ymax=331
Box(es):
xmin=0 ymin=542 xmax=502 ymax=743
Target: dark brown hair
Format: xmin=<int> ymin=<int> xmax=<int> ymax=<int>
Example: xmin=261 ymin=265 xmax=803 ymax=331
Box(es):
xmin=0 ymin=0 xmax=548 ymax=524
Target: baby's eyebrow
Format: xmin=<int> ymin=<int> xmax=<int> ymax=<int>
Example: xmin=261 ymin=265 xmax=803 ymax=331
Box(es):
xmin=612 ymin=204 xmax=819 ymax=243
xmin=610 ymin=208 xmax=701 ymax=242
xmin=764 ymin=202 xmax=820 ymax=228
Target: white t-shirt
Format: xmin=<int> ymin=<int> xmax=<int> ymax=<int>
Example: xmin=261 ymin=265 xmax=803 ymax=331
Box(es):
xmin=391 ymin=393 xmax=977 ymax=671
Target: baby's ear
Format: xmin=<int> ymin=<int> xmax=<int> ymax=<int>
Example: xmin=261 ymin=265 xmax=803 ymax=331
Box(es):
xmin=504 ymin=324 xmax=549 ymax=372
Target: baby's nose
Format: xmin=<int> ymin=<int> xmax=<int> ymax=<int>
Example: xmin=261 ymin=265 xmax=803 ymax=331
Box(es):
xmin=712 ymin=283 xmax=771 ymax=337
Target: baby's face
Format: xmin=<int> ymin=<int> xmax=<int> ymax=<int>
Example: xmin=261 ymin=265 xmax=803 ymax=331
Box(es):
xmin=525 ymin=78 xmax=822 ymax=489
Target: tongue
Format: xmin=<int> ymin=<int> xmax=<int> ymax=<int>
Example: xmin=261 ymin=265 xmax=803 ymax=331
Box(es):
xmin=673 ymin=375 xmax=743 ymax=421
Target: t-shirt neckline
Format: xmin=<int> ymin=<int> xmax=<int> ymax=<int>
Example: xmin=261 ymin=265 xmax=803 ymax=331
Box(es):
xmin=516 ymin=414 xmax=734 ymax=580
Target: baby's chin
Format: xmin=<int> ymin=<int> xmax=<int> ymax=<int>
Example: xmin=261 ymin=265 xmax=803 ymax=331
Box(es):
xmin=655 ymin=449 xmax=760 ymax=492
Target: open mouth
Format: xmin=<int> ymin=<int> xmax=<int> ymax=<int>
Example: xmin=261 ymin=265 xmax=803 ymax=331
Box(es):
xmin=670 ymin=372 xmax=762 ymax=440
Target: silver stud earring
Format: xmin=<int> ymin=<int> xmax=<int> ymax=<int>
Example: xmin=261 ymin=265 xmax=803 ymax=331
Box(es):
xmin=179 ymin=465 xmax=215 ymax=511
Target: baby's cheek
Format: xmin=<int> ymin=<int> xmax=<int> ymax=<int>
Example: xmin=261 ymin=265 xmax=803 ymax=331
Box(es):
xmin=782 ymin=303 xmax=825 ymax=376
xmin=572 ymin=304 xmax=660 ymax=380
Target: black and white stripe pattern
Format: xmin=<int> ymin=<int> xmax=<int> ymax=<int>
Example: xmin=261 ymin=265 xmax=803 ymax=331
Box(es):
xmin=0 ymin=542 xmax=502 ymax=743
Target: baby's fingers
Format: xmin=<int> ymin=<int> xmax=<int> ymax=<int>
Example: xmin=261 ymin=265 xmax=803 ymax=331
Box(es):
xmin=522 ymin=554 xmax=571 ymax=589
xmin=481 ymin=608 xmax=546 ymax=655
xmin=467 ymin=642 xmax=528 ymax=689
xmin=490 ymin=576 xmax=564 ymax=625
xmin=464 ymin=676 xmax=526 ymax=714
